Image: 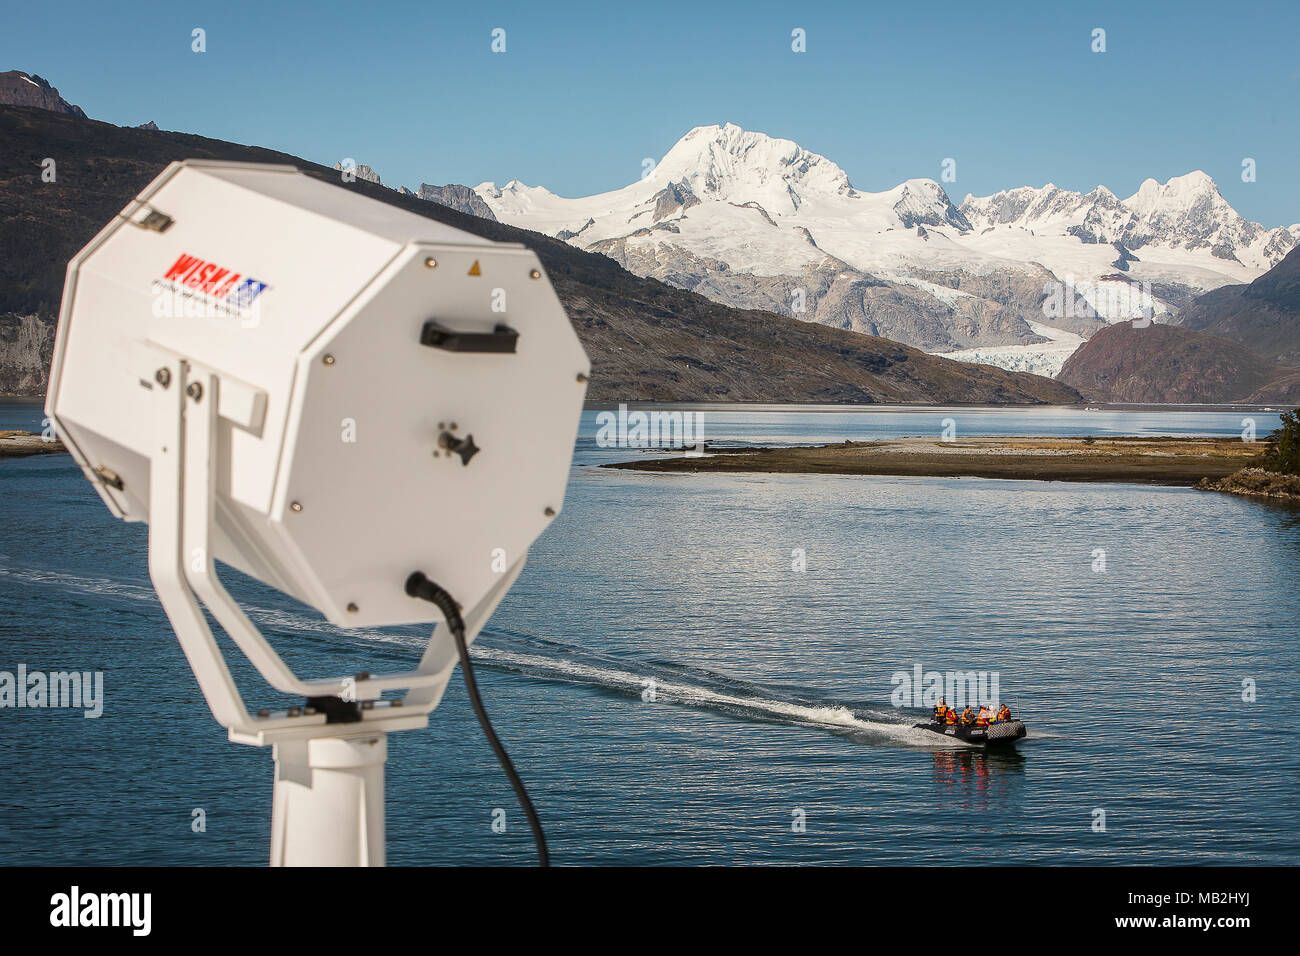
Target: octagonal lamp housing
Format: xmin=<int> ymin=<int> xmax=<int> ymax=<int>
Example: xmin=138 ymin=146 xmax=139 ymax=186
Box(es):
xmin=47 ymin=160 xmax=589 ymax=628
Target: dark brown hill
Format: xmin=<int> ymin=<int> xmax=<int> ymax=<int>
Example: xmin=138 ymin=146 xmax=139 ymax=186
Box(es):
xmin=1059 ymin=320 xmax=1296 ymax=403
xmin=1173 ymin=245 xmax=1300 ymax=365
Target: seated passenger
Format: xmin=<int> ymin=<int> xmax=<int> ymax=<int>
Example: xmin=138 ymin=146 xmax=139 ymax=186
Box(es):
xmin=944 ymin=707 xmax=958 ymax=725
xmin=960 ymin=706 xmax=974 ymax=726
xmin=996 ymin=704 xmax=1011 ymax=722
xmin=933 ymin=699 xmax=948 ymax=722
xmin=975 ymin=706 xmax=990 ymax=726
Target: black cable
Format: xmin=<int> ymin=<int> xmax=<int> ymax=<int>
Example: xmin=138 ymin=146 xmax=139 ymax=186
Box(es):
xmin=405 ymin=570 xmax=550 ymax=867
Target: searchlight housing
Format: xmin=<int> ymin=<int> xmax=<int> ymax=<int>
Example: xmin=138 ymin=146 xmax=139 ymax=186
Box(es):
xmin=45 ymin=160 xmax=589 ymax=865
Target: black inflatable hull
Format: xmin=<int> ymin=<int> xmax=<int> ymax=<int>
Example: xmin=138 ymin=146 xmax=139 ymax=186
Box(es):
xmin=913 ymin=719 xmax=1027 ymax=747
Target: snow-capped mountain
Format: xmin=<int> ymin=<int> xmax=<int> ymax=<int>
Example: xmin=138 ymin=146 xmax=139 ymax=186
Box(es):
xmin=473 ymin=123 xmax=1298 ymax=378
xmin=959 ymin=171 xmax=1291 ymax=273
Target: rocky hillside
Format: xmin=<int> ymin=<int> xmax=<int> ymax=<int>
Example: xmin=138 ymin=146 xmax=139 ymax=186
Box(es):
xmin=0 ymin=71 xmax=85 ymax=117
xmin=329 ymin=160 xmax=500 ymax=220
xmin=1172 ymin=245 xmax=1300 ymax=365
xmin=0 ymin=104 xmax=1080 ymax=404
xmin=1061 ymin=245 xmax=1300 ymax=404
xmin=1059 ymin=321 xmax=1297 ymax=404
xmin=409 ymin=183 xmax=498 ymax=221
xmin=0 ymin=313 xmax=55 ymax=394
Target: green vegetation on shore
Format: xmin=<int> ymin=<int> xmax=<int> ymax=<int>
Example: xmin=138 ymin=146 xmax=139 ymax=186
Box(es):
xmin=1260 ymin=410 xmax=1299 ymax=475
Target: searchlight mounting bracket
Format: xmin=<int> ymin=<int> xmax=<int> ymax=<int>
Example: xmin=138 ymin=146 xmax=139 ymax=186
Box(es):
xmin=141 ymin=346 xmax=525 ymax=865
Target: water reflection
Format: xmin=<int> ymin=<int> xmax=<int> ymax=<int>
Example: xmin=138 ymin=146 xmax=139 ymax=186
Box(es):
xmin=931 ymin=748 xmax=1026 ymax=808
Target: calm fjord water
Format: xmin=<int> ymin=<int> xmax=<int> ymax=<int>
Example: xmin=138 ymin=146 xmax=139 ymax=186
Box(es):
xmin=2 ymin=402 xmax=1297 ymax=865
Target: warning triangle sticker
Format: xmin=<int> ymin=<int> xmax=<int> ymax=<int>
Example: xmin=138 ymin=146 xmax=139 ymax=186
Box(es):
xmin=467 ymin=260 xmax=481 ymax=276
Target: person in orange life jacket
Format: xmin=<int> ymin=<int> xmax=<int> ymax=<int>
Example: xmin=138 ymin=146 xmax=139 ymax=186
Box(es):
xmin=975 ymin=706 xmax=991 ymax=726
xmin=995 ymin=704 xmax=1012 ymax=723
xmin=944 ymin=708 xmax=959 ymax=725
xmin=960 ymin=706 xmax=974 ymax=726
xmin=933 ymin=699 xmax=949 ymax=723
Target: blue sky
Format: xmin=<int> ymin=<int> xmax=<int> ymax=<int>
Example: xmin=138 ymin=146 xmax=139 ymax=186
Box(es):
xmin=6 ymin=0 xmax=1299 ymax=225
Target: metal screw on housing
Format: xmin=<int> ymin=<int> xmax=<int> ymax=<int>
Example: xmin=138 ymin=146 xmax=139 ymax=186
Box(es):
xmin=155 ymin=368 xmax=171 ymax=388
xmin=186 ymin=382 xmax=203 ymax=402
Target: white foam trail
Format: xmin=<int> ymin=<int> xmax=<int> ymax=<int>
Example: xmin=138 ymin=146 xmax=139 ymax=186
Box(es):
xmin=0 ymin=566 xmax=157 ymax=602
xmin=0 ymin=565 xmax=421 ymax=648
xmin=4 ymin=564 xmax=966 ymax=749
xmin=469 ymin=646 xmax=960 ymax=748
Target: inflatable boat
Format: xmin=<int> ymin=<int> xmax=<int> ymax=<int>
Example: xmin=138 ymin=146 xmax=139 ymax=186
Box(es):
xmin=913 ymin=718 xmax=1027 ymax=747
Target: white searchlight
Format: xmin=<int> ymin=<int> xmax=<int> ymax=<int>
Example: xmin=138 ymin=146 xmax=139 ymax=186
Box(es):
xmin=45 ymin=160 xmax=590 ymax=866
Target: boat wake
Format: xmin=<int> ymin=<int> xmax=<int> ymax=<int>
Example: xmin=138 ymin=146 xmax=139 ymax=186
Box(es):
xmin=2 ymin=563 xmax=970 ymax=749
xmin=465 ymin=630 xmax=957 ymax=748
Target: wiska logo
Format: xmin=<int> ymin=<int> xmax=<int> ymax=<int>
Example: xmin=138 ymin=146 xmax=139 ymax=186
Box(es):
xmin=160 ymin=252 xmax=268 ymax=310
